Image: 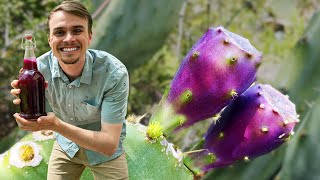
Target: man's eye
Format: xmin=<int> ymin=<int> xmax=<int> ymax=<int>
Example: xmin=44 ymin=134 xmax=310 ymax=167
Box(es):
xmin=54 ymin=31 xmax=64 ymax=36
xmin=73 ymin=29 xmax=83 ymax=35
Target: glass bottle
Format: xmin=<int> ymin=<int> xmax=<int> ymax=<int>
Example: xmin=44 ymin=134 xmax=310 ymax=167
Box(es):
xmin=18 ymin=34 xmax=46 ymax=120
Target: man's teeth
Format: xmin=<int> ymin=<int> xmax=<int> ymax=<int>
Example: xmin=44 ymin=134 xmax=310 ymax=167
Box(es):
xmin=63 ymin=47 xmax=78 ymax=52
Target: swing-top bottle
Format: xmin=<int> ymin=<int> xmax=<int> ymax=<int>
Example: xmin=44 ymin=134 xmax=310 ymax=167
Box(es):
xmin=18 ymin=34 xmax=46 ymax=120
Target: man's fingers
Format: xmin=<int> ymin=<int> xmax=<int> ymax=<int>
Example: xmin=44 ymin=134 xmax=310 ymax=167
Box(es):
xmin=37 ymin=112 xmax=54 ymax=123
xmin=13 ymin=113 xmax=26 ymax=127
xmin=11 ymin=88 xmax=21 ymax=105
xmin=13 ymin=98 xmax=21 ymax=105
xmin=19 ymin=68 xmax=23 ymax=74
xmin=11 ymin=80 xmax=19 ymax=88
xmin=14 ymin=113 xmax=34 ymax=125
xmin=16 ymin=121 xmax=22 ymax=127
xmin=10 ymin=88 xmax=21 ymax=96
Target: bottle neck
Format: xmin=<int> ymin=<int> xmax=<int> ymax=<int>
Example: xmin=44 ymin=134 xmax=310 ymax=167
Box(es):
xmin=23 ymin=47 xmax=38 ymax=70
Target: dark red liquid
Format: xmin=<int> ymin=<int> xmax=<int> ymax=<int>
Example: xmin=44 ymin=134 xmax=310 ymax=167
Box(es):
xmin=18 ymin=58 xmax=46 ymax=120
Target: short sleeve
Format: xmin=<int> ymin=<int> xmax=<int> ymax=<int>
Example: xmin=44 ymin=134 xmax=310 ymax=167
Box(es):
xmin=101 ymin=68 xmax=129 ymax=124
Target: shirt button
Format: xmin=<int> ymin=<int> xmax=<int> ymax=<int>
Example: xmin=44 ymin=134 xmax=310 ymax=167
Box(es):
xmin=68 ymin=104 xmax=71 ymax=107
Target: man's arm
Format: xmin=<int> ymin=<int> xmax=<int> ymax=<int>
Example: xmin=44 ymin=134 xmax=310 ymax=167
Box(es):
xmin=13 ymin=113 xmax=122 ymax=156
xmin=52 ymin=117 xmax=122 ymax=156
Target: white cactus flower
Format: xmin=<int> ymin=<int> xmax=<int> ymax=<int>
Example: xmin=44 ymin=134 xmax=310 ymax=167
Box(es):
xmin=9 ymin=141 xmax=43 ymax=168
xmin=32 ymin=130 xmax=54 ymax=141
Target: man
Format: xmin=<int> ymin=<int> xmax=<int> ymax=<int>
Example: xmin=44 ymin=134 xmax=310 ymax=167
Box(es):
xmin=10 ymin=0 xmax=129 ymax=179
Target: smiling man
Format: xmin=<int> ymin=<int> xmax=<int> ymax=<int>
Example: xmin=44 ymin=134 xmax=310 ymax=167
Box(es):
xmin=10 ymin=0 xmax=129 ymax=179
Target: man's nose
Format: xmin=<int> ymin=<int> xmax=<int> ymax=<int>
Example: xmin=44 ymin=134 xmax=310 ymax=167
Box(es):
xmin=63 ymin=33 xmax=75 ymax=42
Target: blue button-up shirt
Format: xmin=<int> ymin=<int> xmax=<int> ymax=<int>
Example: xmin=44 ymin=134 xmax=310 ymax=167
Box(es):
xmin=37 ymin=49 xmax=129 ymax=165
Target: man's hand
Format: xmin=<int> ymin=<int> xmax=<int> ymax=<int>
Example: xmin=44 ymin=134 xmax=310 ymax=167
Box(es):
xmin=10 ymin=80 xmax=21 ymax=105
xmin=13 ymin=112 xmax=60 ymax=132
xmin=10 ymin=78 xmax=50 ymax=130
xmin=10 ymin=78 xmax=48 ymax=105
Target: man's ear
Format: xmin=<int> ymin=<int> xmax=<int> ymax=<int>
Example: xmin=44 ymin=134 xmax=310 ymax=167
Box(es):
xmin=47 ymin=34 xmax=52 ymax=48
xmin=88 ymin=32 xmax=92 ymax=45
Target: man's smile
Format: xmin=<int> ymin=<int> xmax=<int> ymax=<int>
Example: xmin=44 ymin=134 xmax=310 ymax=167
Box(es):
xmin=60 ymin=47 xmax=80 ymax=52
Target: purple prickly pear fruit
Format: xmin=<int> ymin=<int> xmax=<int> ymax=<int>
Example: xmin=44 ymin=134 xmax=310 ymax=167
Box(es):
xmin=185 ymin=84 xmax=298 ymax=172
xmin=148 ymin=26 xmax=262 ymax=138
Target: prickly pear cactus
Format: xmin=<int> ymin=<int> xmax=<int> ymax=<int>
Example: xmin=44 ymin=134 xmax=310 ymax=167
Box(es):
xmin=91 ymin=0 xmax=184 ymax=71
xmin=149 ymin=26 xmax=262 ymax=136
xmin=0 ymin=123 xmax=194 ymax=180
xmin=184 ymin=84 xmax=298 ymax=173
xmin=0 ymin=25 xmax=301 ymax=180
xmin=203 ymin=11 xmax=320 ymax=180
xmin=124 ymin=121 xmax=193 ymax=179
xmin=0 ymin=131 xmax=54 ymax=179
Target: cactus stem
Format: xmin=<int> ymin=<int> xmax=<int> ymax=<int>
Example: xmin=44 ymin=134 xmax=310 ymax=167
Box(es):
xmin=259 ymin=103 xmax=265 ymax=109
xmin=261 ymin=126 xmax=268 ymax=133
xmin=162 ymin=115 xmax=187 ymax=136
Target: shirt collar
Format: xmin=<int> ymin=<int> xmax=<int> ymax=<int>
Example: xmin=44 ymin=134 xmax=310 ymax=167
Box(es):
xmin=80 ymin=51 xmax=93 ymax=85
xmin=50 ymin=50 xmax=93 ymax=85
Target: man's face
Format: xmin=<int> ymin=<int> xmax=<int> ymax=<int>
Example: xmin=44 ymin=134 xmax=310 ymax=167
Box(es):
xmin=48 ymin=11 xmax=92 ymax=65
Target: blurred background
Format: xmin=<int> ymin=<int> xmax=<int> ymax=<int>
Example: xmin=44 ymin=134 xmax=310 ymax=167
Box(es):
xmin=0 ymin=0 xmax=319 ymax=179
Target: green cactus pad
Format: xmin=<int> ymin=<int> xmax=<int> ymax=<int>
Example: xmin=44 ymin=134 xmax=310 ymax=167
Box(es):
xmin=0 ymin=123 xmax=193 ymax=180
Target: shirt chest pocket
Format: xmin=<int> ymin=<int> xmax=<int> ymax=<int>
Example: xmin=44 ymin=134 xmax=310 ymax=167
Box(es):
xmin=75 ymin=102 xmax=101 ymax=122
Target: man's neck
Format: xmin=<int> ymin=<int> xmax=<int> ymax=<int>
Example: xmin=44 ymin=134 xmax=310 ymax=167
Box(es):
xmin=59 ymin=58 xmax=85 ymax=82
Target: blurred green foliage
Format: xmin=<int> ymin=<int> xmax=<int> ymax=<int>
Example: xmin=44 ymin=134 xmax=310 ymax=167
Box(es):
xmin=128 ymin=46 xmax=179 ymax=115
